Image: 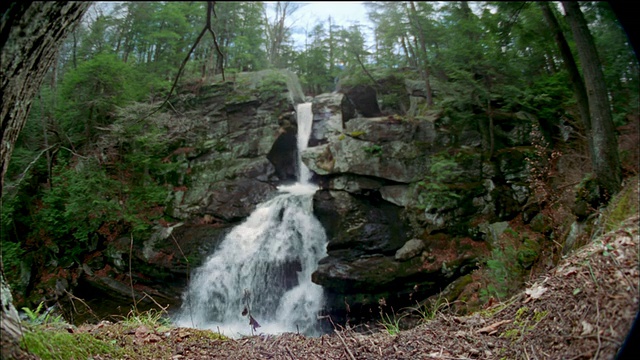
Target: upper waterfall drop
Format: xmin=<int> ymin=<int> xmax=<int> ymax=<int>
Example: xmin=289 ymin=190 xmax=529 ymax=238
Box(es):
xmin=296 ymin=102 xmax=313 ymax=185
xmin=172 ymin=102 xmax=327 ymax=337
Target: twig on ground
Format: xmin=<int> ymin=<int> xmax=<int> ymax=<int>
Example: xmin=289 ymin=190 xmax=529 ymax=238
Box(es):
xmin=63 ymin=289 xmax=99 ymax=321
xmin=594 ymin=299 xmax=602 ymax=360
xmin=334 ymin=330 xmax=356 ymax=360
xmin=285 ymin=345 xmax=297 ymax=360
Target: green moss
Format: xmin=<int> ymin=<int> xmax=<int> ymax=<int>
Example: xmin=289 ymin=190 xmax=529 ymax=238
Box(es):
xmin=22 ymin=327 xmax=124 ymax=360
xmin=602 ymin=176 xmax=639 ymax=232
xmin=499 ymin=307 xmax=548 ymax=340
xmin=363 ymin=144 xmax=383 ymax=157
xmin=532 ymin=309 xmax=548 ymax=323
xmin=479 ymin=302 xmax=510 ymax=318
xmin=500 ymin=328 xmax=521 ymax=340
xmin=517 ymin=239 xmax=540 ymax=269
xmin=349 ymin=130 xmax=366 ymax=138
xmin=515 ymin=306 xmax=529 ymax=320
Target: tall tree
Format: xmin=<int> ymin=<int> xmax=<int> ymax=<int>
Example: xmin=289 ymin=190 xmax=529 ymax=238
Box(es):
xmin=1 ymin=3 xmax=91 ymax=357
xmin=561 ymin=1 xmax=622 ymax=199
xmin=406 ymin=1 xmax=434 ymax=105
xmin=264 ymin=1 xmax=300 ymax=68
xmin=538 ymin=2 xmax=594 ymax=160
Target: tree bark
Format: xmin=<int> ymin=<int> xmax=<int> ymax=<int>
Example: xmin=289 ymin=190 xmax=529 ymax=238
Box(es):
xmin=1 ymin=2 xmax=90 ymax=194
xmin=1 ymin=2 xmax=90 ymax=358
xmin=407 ymin=1 xmax=433 ymax=106
xmin=539 ymin=2 xmax=595 ymax=161
xmin=562 ymin=1 xmax=622 ymax=199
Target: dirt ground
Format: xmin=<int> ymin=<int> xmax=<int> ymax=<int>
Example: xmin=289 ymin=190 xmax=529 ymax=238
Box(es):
xmin=69 ymin=215 xmax=638 ymax=360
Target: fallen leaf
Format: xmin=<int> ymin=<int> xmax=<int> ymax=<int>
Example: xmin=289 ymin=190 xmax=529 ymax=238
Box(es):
xmin=561 ymin=266 xmax=579 ymax=277
xmin=573 ymin=288 xmax=582 ymax=295
xmin=249 ymin=315 xmax=261 ymax=331
xmin=525 ymin=284 xmax=548 ymax=299
xmin=580 ymin=320 xmax=593 ymax=335
xmin=146 ymin=333 xmax=162 ymax=343
xmin=135 ymin=326 xmax=150 ymax=338
xmin=477 ymin=319 xmax=513 ymax=334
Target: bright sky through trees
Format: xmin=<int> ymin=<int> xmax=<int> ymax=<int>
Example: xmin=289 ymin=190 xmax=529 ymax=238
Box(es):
xmin=271 ymin=1 xmax=373 ymax=49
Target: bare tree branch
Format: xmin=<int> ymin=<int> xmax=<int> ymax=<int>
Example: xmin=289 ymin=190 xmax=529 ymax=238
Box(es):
xmin=145 ymin=1 xmax=225 ymax=120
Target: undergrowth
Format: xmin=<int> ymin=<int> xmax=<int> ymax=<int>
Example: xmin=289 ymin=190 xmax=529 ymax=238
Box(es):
xmin=120 ymin=307 xmax=172 ymax=329
xmin=410 ymin=296 xmax=450 ymax=323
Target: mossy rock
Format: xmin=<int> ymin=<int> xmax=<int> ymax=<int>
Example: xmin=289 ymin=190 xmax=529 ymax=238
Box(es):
xmin=529 ymin=212 xmax=552 ymax=234
xmin=517 ymin=238 xmax=540 ymax=269
xmin=573 ymin=174 xmax=602 ymax=219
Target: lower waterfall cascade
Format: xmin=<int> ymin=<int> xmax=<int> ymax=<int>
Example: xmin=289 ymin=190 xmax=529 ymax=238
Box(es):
xmin=173 ymin=103 xmax=328 ymax=337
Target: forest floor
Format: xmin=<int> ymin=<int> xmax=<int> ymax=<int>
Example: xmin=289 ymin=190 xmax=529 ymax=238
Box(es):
xmin=19 ymin=215 xmax=638 ymax=360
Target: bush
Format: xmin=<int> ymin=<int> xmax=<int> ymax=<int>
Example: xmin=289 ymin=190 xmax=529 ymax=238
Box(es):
xmin=417 ymin=153 xmax=463 ymax=211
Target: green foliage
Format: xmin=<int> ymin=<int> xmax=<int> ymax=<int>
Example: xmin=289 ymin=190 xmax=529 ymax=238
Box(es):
xmin=417 ymin=153 xmax=463 ymax=210
xmin=480 ymin=244 xmax=522 ymax=302
xmin=411 ymin=297 xmax=449 ymax=323
xmin=363 ymin=144 xmax=383 ymax=157
xmin=377 ymin=309 xmax=405 ymax=336
xmin=11 ymin=102 xmax=174 ymax=269
xmin=376 ymin=297 xmax=408 ymax=335
xmin=121 ymin=308 xmax=172 ymax=330
xmin=39 ymin=160 xmax=120 ymax=246
xmin=22 ymin=302 xmax=65 ymax=326
xmin=57 ymin=53 xmax=147 ymax=145
xmin=0 ymin=241 xmax=23 ymax=280
xmin=257 ymin=73 xmax=287 ymax=102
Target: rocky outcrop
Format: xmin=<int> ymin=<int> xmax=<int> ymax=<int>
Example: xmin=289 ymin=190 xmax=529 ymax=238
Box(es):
xmin=302 ymin=90 xmax=534 ymax=321
xmin=78 ymin=69 xmax=307 ymax=309
xmin=77 ymin=70 xmax=541 ymax=325
xmin=167 ymin=70 xmax=306 ymax=222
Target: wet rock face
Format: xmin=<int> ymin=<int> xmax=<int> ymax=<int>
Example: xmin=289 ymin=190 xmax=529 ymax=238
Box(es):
xmin=267 ymin=128 xmax=298 ymax=182
xmin=303 ymin=89 xmax=534 ymax=323
xmin=166 ymin=69 xmax=307 ymax=224
xmin=342 ymin=85 xmax=382 ymax=119
xmin=313 ymin=190 xmax=408 ymax=258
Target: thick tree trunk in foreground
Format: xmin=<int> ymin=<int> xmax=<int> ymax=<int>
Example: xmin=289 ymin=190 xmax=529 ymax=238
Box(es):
xmin=1 ymin=2 xmax=90 ymax=359
xmin=1 ymin=2 xmax=90 ymax=194
xmin=561 ymin=1 xmax=622 ymax=200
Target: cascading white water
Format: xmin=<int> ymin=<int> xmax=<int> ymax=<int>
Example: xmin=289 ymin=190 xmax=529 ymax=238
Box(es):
xmin=296 ymin=102 xmax=313 ymax=184
xmin=173 ymin=103 xmax=327 ymax=337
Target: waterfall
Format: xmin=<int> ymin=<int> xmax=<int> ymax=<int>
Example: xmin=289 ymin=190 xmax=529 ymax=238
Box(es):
xmin=173 ymin=103 xmax=327 ymax=337
xmin=296 ymin=102 xmax=313 ymax=184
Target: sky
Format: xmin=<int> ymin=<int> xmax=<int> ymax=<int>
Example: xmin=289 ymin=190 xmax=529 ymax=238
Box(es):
xmin=276 ymin=1 xmax=374 ymax=49
xmin=287 ymin=1 xmax=371 ymax=28
xmin=94 ymin=1 xmax=374 ymax=50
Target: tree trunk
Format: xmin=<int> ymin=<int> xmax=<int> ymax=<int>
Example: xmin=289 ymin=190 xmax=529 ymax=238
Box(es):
xmin=562 ymin=1 xmax=622 ymax=199
xmin=0 ymin=2 xmax=90 ymax=358
xmin=539 ymin=2 xmax=595 ymax=161
xmin=407 ymin=1 xmax=433 ymax=106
